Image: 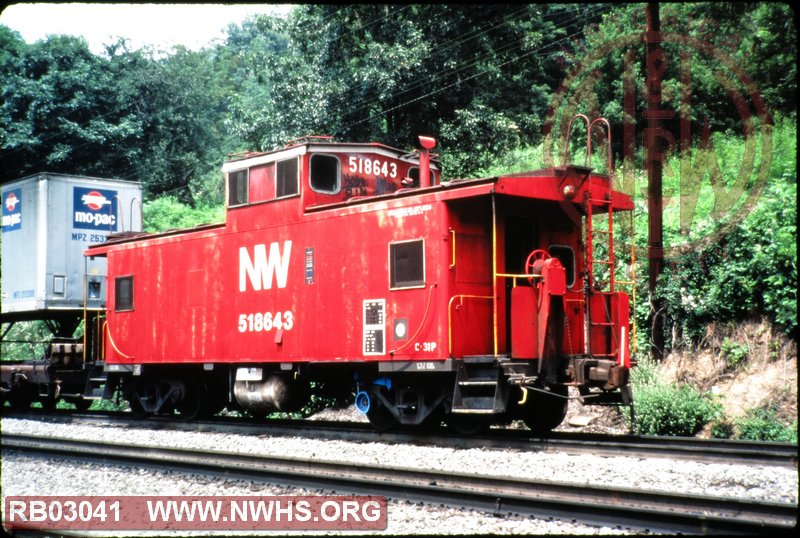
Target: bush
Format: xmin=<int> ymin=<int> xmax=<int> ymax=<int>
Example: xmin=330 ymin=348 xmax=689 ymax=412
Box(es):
xmin=720 ymin=338 xmax=749 ymax=370
xmin=710 ymin=418 xmax=735 ymax=439
xmin=142 ymin=196 xmax=224 ymax=233
xmin=633 ymin=382 xmax=722 ymax=436
xmin=635 ymin=119 xmax=797 ymax=348
xmin=626 ymin=357 xmax=722 ymax=436
xmin=735 ymin=407 xmax=798 ymax=442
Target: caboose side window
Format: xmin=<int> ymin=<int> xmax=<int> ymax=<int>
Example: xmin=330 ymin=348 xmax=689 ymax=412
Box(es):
xmin=115 ymin=275 xmax=134 ymax=311
xmin=310 ymin=154 xmax=340 ymax=194
xmin=227 ymin=169 xmax=248 ymax=207
xmin=390 ymin=239 xmax=425 ymax=289
xmin=276 ymin=158 xmax=299 ymax=198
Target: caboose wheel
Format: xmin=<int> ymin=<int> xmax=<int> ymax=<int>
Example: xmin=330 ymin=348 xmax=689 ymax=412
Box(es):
xmin=521 ymin=385 xmax=568 ymax=435
xmin=365 ymin=396 xmax=397 ymax=431
xmin=126 ymin=385 xmax=151 ymax=419
xmin=177 ymin=379 xmax=207 ymax=421
xmin=446 ymin=413 xmax=492 ymax=435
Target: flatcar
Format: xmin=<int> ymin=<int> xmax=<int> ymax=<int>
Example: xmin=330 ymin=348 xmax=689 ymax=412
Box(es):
xmin=80 ymin=120 xmax=634 ymax=434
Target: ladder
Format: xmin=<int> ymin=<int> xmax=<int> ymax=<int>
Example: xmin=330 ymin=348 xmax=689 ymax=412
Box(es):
xmin=585 ymin=184 xmax=616 ymax=293
xmin=563 ymin=114 xmax=616 ymax=294
xmin=585 ymin=179 xmax=617 ymax=359
xmin=564 ymin=114 xmax=636 ymax=357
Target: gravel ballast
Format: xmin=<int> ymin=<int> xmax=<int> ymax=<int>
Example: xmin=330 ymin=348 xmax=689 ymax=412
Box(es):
xmin=2 ymin=416 xmax=797 ymax=535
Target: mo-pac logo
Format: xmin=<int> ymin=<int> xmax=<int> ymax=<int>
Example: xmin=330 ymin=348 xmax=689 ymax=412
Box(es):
xmin=1 ymin=188 xmax=22 ymax=233
xmin=73 ymin=186 xmax=118 ymax=231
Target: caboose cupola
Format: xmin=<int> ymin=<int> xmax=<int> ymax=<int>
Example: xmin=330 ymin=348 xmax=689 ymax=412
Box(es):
xmin=222 ymin=137 xmax=441 ymax=227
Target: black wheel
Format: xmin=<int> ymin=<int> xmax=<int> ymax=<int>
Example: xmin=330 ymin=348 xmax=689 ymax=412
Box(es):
xmin=365 ymin=392 xmax=397 ymax=431
xmin=73 ymin=398 xmax=93 ymax=412
xmin=446 ymin=413 xmax=492 ymax=435
xmin=521 ymin=385 xmax=569 ymax=435
xmin=126 ymin=384 xmax=150 ymax=419
xmin=177 ymin=379 xmax=207 ymax=421
xmin=9 ymin=384 xmax=35 ymax=411
xmin=419 ymin=407 xmax=445 ymax=432
xmin=40 ymin=395 xmax=58 ymax=410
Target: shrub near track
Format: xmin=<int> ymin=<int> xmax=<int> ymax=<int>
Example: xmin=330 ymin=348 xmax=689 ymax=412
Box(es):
xmin=626 ymin=359 xmax=722 ymax=437
xmin=734 ymin=406 xmax=798 ymax=443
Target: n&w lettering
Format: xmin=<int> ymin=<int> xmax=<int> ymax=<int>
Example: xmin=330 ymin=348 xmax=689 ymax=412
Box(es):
xmin=239 ymin=241 xmax=292 ymax=292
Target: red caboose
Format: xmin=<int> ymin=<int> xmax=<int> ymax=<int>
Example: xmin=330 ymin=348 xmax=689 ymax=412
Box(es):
xmin=87 ymin=130 xmax=634 ymax=433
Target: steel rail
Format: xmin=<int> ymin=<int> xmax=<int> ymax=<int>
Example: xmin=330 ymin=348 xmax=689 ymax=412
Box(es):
xmin=4 ymin=433 xmax=796 ymax=534
xmin=5 ymin=409 xmax=797 ymax=468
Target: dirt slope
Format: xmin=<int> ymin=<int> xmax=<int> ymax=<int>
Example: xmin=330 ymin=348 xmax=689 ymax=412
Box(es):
xmin=562 ymin=318 xmax=797 ymax=436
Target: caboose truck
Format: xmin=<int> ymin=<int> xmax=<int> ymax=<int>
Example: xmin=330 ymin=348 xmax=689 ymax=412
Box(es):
xmin=85 ymin=119 xmax=634 ymax=434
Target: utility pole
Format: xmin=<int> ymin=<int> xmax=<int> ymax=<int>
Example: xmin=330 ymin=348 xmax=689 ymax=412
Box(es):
xmin=646 ymin=2 xmax=665 ymax=360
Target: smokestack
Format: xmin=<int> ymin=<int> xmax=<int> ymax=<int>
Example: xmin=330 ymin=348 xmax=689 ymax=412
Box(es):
xmin=418 ymin=136 xmax=436 ymax=188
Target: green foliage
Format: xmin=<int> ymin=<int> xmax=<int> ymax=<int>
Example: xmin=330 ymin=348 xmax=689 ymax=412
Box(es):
xmin=439 ymin=104 xmax=523 ymax=178
xmin=709 ymin=418 xmax=735 ymax=439
xmin=1 ymin=29 xmax=231 ymax=205
xmin=720 ymin=338 xmax=749 ymax=370
xmin=0 ymin=29 xmax=135 ymax=180
xmin=1 ymin=5 xmax=796 ymax=352
xmin=570 ymin=3 xmax=796 ymax=136
xmin=735 ymin=406 xmax=798 ymax=443
xmin=91 ymin=396 xmax=129 ymax=413
xmin=633 ymin=382 xmax=721 ymax=436
xmin=223 ymin=4 xmax=602 ymax=177
xmin=476 ymin=144 xmax=546 ymax=178
xmin=142 ymin=197 xmax=224 ymax=233
xmin=638 ymin=119 xmax=798 ymax=346
xmin=629 ymin=356 xmax=660 ymax=386
xmin=0 ymin=321 xmax=54 ymax=361
xmin=628 ymin=358 xmax=721 ymax=436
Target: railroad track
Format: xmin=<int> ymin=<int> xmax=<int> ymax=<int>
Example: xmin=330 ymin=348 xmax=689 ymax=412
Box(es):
xmin=4 ymin=409 xmax=797 ymax=468
xmin=4 ymin=433 xmax=796 ymax=534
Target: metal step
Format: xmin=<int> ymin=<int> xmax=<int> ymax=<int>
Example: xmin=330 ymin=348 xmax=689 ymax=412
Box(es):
xmin=451 ymin=396 xmax=496 ymax=412
xmin=451 ymin=360 xmax=507 ymax=414
xmin=458 ymin=380 xmax=497 ymax=386
xmin=462 ymin=355 xmax=499 ymax=364
xmin=451 ymin=408 xmax=497 ymax=415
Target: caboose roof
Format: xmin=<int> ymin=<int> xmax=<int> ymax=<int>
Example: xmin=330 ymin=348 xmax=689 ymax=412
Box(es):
xmin=222 ymin=139 xmax=428 ymax=173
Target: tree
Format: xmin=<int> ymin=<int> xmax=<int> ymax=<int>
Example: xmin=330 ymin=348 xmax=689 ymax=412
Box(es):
xmin=0 ymin=29 xmax=138 ymax=181
xmin=223 ymin=4 xmax=604 ymax=178
xmin=1 ymin=28 xmax=230 ymax=205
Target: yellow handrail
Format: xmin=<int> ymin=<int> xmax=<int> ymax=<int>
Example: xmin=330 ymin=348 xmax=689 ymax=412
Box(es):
xmin=449 ymin=228 xmax=456 ymax=270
